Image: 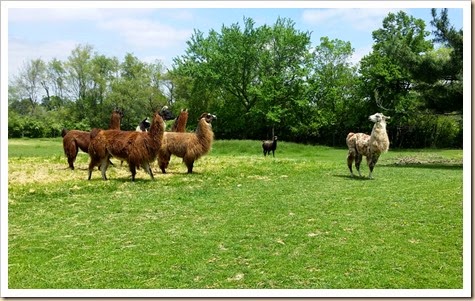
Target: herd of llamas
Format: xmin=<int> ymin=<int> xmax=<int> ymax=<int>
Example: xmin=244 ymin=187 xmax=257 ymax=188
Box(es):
xmin=62 ymin=107 xmax=390 ymax=180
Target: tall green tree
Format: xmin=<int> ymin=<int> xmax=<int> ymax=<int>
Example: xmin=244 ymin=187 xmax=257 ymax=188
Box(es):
xmin=309 ymin=37 xmax=358 ymax=134
xmin=421 ymin=8 xmax=463 ymax=113
xmin=65 ymin=44 xmax=95 ymax=124
xmin=359 ymin=11 xmax=432 ymax=114
xmin=172 ymin=16 xmax=313 ymax=139
xmin=11 ymin=58 xmax=48 ymax=114
xmin=107 ymin=54 xmax=168 ymax=129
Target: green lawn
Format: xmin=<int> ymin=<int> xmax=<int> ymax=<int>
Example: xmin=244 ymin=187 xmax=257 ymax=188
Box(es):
xmin=7 ymin=138 xmax=464 ymax=289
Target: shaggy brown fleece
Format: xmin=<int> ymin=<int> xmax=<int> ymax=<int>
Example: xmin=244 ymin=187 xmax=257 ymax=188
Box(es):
xmin=158 ymin=113 xmax=216 ymax=174
xmin=88 ymin=111 xmax=165 ymax=181
xmin=346 ymin=112 xmax=390 ymax=179
xmin=62 ymin=108 xmax=123 ymax=170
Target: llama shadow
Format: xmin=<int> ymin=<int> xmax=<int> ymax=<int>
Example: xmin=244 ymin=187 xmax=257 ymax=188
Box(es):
xmin=382 ymin=163 xmax=462 ymax=170
xmin=333 ymin=174 xmax=373 ymax=181
xmin=88 ymin=177 xmax=156 ymax=183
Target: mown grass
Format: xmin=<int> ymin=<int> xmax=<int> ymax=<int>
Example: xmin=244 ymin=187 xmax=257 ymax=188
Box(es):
xmin=7 ymin=138 xmax=464 ymax=289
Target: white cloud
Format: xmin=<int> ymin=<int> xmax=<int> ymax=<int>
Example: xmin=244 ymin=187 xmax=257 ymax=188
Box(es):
xmin=8 ymin=8 xmax=157 ymax=23
xmin=99 ymin=18 xmax=193 ymax=50
xmin=8 ymin=38 xmax=78 ymax=78
xmin=8 ymin=8 xmax=103 ymax=23
xmin=349 ymin=45 xmax=372 ymax=66
xmin=302 ymin=8 xmax=402 ymax=31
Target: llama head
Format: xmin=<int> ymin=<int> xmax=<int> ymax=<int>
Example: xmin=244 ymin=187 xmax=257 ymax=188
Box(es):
xmin=274 ymin=136 xmax=278 ymax=141
xmin=369 ymin=113 xmax=390 ymax=124
xmin=113 ymin=107 xmax=124 ymax=119
xmin=140 ymin=117 xmax=151 ymax=131
xmin=199 ymin=113 xmax=217 ymax=124
xmin=159 ymin=106 xmax=176 ymax=121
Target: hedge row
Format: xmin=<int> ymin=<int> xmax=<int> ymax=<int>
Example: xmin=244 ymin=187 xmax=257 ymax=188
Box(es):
xmin=8 ymin=113 xmax=462 ymax=148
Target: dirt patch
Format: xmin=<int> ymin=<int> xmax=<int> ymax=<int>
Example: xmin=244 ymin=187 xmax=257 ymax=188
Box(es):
xmin=390 ymin=156 xmax=462 ymax=166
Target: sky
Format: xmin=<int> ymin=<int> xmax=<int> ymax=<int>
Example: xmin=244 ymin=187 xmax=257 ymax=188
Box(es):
xmin=3 ymin=1 xmax=467 ymax=80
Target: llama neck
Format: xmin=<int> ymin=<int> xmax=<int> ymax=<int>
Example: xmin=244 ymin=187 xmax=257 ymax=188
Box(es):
xmin=173 ymin=111 xmax=188 ymax=132
xmin=109 ymin=113 xmax=121 ymax=130
xmin=149 ymin=114 xmax=164 ymax=141
xmin=370 ymin=121 xmax=389 ymax=152
xmin=195 ymin=119 xmax=214 ymax=147
xmin=371 ymin=121 xmax=386 ymax=135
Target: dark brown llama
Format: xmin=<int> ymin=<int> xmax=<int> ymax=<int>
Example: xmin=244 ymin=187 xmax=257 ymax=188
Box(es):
xmin=262 ymin=136 xmax=278 ymax=157
xmin=88 ymin=111 xmax=165 ymax=181
xmin=62 ymin=108 xmax=123 ymax=170
xmin=158 ymin=113 xmax=217 ymax=174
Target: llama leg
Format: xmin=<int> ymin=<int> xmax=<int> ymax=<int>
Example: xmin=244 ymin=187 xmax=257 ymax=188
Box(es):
xmin=142 ymin=162 xmax=154 ymax=180
xmin=65 ymin=142 xmax=78 ymax=170
xmin=129 ymin=164 xmax=137 ymax=181
xmin=68 ymin=147 xmax=77 ymax=170
xmin=272 ymin=150 xmax=275 ymax=157
xmin=88 ymin=159 xmax=96 ymax=180
xmin=355 ymin=153 xmax=363 ymax=177
xmin=185 ymin=158 xmax=194 ymax=173
xmin=368 ymin=154 xmax=380 ymax=179
xmin=68 ymin=156 xmax=75 ymax=170
xmin=347 ymin=151 xmax=355 ymax=176
xmin=100 ymin=158 xmax=110 ymax=180
xmin=158 ymin=154 xmax=170 ymax=174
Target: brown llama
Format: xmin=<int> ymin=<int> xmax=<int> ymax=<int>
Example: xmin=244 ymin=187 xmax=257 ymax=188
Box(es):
xmin=158 ymin=113 xmax=217 ymax=174
xmin=62 ymin=108 xmax=123 ymax=170
xmin=88 ymin=111 xmax=165 ymax=181
xmin=346 ymin=112 xmax=390 ymax=179
xmin=171 ymin=108 xmax=188 ymax=132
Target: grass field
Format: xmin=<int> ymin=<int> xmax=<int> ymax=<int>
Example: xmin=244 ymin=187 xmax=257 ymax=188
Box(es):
xmin=7 ymin=138 xmax=464 ymax=290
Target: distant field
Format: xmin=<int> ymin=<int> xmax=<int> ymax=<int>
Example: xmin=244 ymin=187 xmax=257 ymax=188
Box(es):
xmin=7 ymin=138 xmax=464 ymax=291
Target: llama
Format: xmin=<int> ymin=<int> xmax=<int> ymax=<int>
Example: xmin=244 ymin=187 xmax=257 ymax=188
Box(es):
xmin=87 ymin=110 xmax=165 ymax=181
xmin=136 ymin=106 xmax=174 ymax=132
xmin=171 ymin=108 xmax=189 ymax=132
xmin=346 ymin=112 xmax=390 ymax=179
xmin=158 ymin=113 xmax=217 ymax=174
xmin=136 ymin=117 xmax=151 ymax=132
xmin=62 ymin=108 xmax=123 ymax=170
xmin=262 ymin=136 xmax=278 ymax=157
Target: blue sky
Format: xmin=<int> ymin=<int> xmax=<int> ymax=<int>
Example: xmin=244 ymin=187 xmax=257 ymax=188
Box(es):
xmin=4 ymin=1 xmax=466 ymax=79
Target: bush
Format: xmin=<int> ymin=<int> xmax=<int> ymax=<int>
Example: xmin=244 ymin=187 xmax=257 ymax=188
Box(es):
xmin=389 ymin=114 xmax=462 ymax=148
xmin=433 ymin=115 xmax=462 ymax=148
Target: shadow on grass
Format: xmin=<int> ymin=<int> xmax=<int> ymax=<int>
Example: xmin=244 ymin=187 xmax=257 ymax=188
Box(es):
xmin=333 ymin=174 xmax=373 ymax=181
xmin=382 ymin=163 xmax=463 ymax=170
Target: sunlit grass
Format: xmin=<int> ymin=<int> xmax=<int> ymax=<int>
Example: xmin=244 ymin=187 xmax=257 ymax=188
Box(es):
xmin=8 ymin=138 xmax=463 ymax=289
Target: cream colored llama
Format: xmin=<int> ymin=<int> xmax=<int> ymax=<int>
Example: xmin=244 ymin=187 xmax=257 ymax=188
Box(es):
xmin=346 ymin=112 xmax=390 ymax=179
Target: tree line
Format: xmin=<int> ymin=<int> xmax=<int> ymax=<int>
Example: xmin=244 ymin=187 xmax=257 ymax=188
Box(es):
xmin=8 ymin=9 xmax=463 ymax=148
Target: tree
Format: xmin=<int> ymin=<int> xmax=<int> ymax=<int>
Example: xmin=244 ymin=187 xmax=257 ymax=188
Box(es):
xmin=422 ymin=8 xmax=463 ymax=113
xmin=47 ymin=58 xmax=67 ymax=100
xmin=66 ymin=44 xmax=94 ymax=101
xmin=359 ymin=11 xmax=432 ymax=114
xmin=172 ymin=16 xmax=314 ymax=139
xmin=107 ymin=54 xmax=168 ymax=130
xmin=11 ymin=58 xmax=48 ymax=114
xmin=309 ymin=37 xmax=358 ymax=133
